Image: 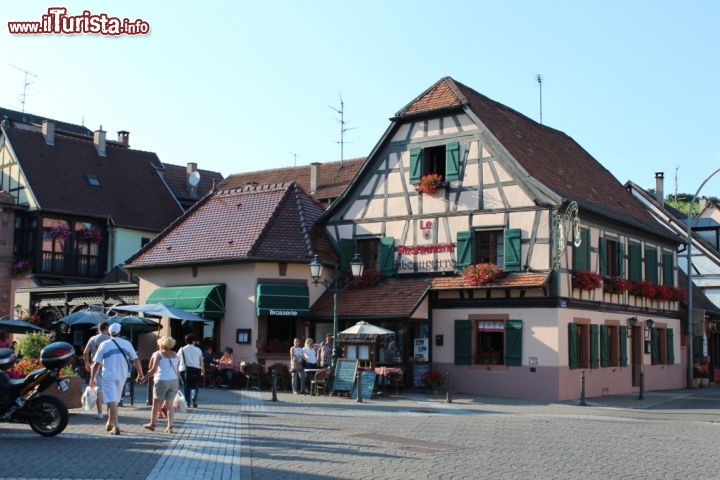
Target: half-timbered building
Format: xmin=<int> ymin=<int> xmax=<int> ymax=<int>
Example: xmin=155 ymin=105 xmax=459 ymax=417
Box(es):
xmin=313 ymin=77 xmax=685 ymax=400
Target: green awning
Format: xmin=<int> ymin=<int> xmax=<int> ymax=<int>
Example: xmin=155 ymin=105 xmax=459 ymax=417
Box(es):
xmin=146 ymin=284 xmax=226 ymax=319
xmin=256 ymin=283 xmax=310 ymax=317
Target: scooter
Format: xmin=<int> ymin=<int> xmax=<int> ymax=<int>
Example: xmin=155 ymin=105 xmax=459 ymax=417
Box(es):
xmin=0 ymin=342 xmax=74 ymax=436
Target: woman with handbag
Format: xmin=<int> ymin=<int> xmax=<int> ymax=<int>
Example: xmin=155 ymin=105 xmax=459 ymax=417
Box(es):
xmin=142 ymin=336 xmax=180 ymax=433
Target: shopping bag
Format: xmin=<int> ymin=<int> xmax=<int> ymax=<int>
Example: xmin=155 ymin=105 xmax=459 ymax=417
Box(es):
xmin=81 ymin=385 xmax=97 ymax=411
xmin=173 ymin=390 xmax=188 ymax=413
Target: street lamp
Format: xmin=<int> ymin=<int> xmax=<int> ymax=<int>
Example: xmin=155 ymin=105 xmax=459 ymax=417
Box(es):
xmin=686 ymin=168 xmax=720 ymax=389
xmin=309 ymin=254 xmax=364 ymax=369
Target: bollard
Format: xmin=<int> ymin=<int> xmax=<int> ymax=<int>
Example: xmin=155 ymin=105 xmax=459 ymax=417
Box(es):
xmin=271 ymin=369 xmax=278 ymax=402
xmin=356 ymin=370 xmax=363 ymax=403
xmin=445 ymin=371 xmax=452 ymax=403
xmin=638 ymin=371 xmax=644 ymax=400
xmin=579 ymin=370 xmax=587 ymax=406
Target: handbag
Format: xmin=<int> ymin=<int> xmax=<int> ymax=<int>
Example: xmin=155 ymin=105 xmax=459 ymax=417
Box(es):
xmin=173 ymin=390 xmax=188 ymax=413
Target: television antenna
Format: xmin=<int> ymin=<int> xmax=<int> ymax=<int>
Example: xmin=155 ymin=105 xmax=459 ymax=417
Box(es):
xmin=329 ymin=93 xmax=355 ymax=167
xmin=536 ymin=74 xmax=543 ymax=124
xmin=11 ymin=65 xmax=37 ymax=113
xmin=287 ymin=151 xmax=300 ymax=167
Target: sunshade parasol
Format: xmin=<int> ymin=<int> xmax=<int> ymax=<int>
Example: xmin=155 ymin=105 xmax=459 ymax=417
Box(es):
xmin=108 ymin=315 xmax=161 ymax=340
xmin=109 ymin=303 xmax=206 ymax=322
xmin=0 ymin=318 xmax=49 ymax=334
xmin=336 ymin=321 xmax=394 ymax=342
xmin=54 ymin=310 xmax=109 ymax=327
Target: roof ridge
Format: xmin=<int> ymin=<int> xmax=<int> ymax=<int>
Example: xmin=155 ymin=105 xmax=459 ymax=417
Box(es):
xmin=394 ymin=76 xmax=466 ymax=117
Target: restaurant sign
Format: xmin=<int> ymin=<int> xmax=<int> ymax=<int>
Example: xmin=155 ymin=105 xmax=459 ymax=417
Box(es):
xmin=397 ymin=242 xmax=456 ymax=274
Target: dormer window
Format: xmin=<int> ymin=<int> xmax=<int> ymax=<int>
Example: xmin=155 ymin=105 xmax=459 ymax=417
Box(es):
xmin=86 ymin=175 xmax=101 ymax=187
xmin=409 ymin=142 xmax=460 ymax=184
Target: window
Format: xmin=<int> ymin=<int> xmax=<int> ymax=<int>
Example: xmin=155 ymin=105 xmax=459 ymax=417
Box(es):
xmin=600 ymin=325 xmax=621 ymax=367
xmin=628 ymin=242 xmax=641 ymax=281
xmin=350 ymin=236 xmax=395 ymax=276
xmin=662 ymin=252 xmax=674 ymax=286
xmin=38 ymin=218 xmax=103 ymax=277
xmin=409 ymin=142 xmax=460 ymax=184
xmin=573 ymin=228 xmax=590 ymax=272
xmin=650 ymin=326 xmax=674 ymax=365
xmin=569 ymin=322 xmax=598 ymax=369
xmin=357 ymin=238 xmax=379 ymax=271
xmin=600 ymin=238 xmax=624 ymax=278
xmin=456 ymin=228 xmax=521 ymax=272
xmin=236 ymin=329 xmax=251 ymax=344
xmin=454 ymin=318 xmax=522 ymax=367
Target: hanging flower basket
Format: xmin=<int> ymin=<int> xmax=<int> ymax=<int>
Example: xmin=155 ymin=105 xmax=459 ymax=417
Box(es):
xmin=81 ymin=227 xmax=103 ymax=244
xmin=572 ymin=270 xmax=602 ymax=291
xmin=50 ymin=225 xmax=72 ymax=240
xmin=11 ymin=259 xmax=33 ymax=274
xmin=603 ymin=276 xmax=632 ymax=294
xmin=463 ymin=263 xmax=502 ymax=286
xmin=415 ymin=173 xmax=444 ymax=195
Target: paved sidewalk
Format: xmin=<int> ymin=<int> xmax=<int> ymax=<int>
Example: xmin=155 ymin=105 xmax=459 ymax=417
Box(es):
xmin=2 ymin=383 xmax=718 ymax=479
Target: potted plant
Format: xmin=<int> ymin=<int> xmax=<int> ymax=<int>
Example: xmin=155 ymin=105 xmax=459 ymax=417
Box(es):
xmin=463 ymin=263 xmax=502 ymax=286
xmin=572 ymin=270 xmax=602 ymax=291
xmin=415 ymin=173 xmax=444 ymax=195
xmin=603 ymin=276 xmax=631 ymax=295
xmin=81 ymin=227 xmax=103 ymax=244
xmin=422 ymin=370 xmax=445 ymax=392
xmin=50 ymin=224 xmax=73 ymax=240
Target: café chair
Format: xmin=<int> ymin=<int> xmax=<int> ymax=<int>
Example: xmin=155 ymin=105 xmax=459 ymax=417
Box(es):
xmin=243 ymin=362 xmax=264 ymax=390
xmin=310 ymin=368 xmax=331 ymax=396
xmin=388 ymin=371 xmax=404 ymax=395
xmin=268 ymin=362 xmax=291 ymax=391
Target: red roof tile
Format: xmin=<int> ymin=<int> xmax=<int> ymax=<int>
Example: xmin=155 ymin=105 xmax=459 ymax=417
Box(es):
xmin=431 ymin=272 xmax=549 ymax=290
xmin=311 ymin=277 xmax=432 ymax=319
xmin=218 ymin=158 xmax=365 ymax=204
xmin=127 ymin=182 xmax=328 ymax=267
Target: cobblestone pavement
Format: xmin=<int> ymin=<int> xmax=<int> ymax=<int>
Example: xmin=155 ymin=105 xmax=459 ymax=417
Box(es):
xmin=1 ymin=384 xmax=719 ymax=480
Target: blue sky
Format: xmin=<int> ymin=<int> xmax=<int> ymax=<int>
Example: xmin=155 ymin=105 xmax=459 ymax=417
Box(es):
xmin=2 ymin=1 xmax=719 ymax=197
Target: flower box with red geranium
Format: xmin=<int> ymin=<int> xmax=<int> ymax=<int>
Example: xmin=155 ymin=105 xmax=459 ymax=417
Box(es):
xmin=629 ymin=280 xmax=657 ymax=299
xmin=572 ymin=271 xmax=602 ymax=291
xmin=463 ymin=263 xmax=502 ymax=286
xmin=654 ymin=284 xmax=686 ymax=302
xmin=415 ymin=173 xmax=444 ymax=195
xmin=603 ymin=276 xmax=632 ymax=294
xmin=422 ymin=370 xmax=445 ymax=390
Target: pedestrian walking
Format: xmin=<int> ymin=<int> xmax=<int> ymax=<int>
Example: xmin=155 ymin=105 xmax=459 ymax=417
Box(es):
xmin=90 ymin=323 xmax=144 ymax=435
xmin=83 ymin=321 xmax=110 ymax=419
xmin=178 ymin=334 xmax=205 ymax=408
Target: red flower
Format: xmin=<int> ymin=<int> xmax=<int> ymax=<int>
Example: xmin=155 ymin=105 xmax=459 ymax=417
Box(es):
xmin=422 ymin=370 xmax=445 ymax=389
xmin=604 ymin=276 xmax=632 ymax=294
xmin=463 ymin=263 xmax=502 ymax=286
xmin=7 ymin=358 xmax=42 ymax=379
xmin=629 ymin=280 xmax=657 ymax=299
xmin=572 ymin=271 xmax=602 ymax=291
xmin=415 ymin=173 xmax=444 ymax=195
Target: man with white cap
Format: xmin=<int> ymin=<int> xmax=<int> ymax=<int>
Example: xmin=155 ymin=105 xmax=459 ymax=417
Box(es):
xmin=90 ymin=323 xmax=144 ymax=435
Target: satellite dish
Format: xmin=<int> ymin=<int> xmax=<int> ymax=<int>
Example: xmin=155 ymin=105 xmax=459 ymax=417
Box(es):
xmin=188 ymin=170 xmax=201 ymax=187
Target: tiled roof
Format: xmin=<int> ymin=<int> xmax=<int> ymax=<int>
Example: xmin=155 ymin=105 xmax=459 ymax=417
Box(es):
xmin=0 ymin=106 xmax=93 ymax=137
xmin=158 ymin=163 xmax=223 ymax=210
xmin=218 ymin=158 xmax=365 ymax=204
xmin=394 ymin=77 xmax=675 ymax=241
xmin=127 ymin=182 xmax=328 ymax=268
xmin=4 ymin=126 xmax=183 ymax=231
xmin=431 ymin=272 xmax=550 ymax=290
xmin=311 ymin=277 xmax=432 ymax=319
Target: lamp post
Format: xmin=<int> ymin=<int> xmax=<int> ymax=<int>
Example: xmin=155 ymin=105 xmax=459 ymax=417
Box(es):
xmin=309 ymin=254 xmax=364 ymax=370
xmin=686 ymin=168 xmax=720 ymax=389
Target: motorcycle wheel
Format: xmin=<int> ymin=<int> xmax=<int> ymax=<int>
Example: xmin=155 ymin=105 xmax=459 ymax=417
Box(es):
xmin=27 ymin=395 xmax=69 ymax=437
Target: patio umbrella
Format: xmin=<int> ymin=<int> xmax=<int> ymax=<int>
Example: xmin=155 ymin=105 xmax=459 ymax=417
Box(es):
xmin=108 ymin=315 xmax=161 ymax=340
xmin=336 ymin=321 xmax=394 ymax=342
xmin=109 ymin=303 xmax=207 ymax=322
xmin=0 ymin=318 xmax=49 ymax=334
xmin=54 ymin=310 xmax=109 ymax=327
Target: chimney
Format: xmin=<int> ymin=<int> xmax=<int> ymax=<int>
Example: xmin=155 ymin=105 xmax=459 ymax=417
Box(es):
xmin=654 ymin=172 xmax=664 ymax=207
xmin=94 ymin=126 xmax=106 ymax=157
xmin=310 ymin=162 xmax=321 ymax=193
xmin=117 ymin=130 xmax=130 ymax=147
xmin=186 ymin=162 xmax=197 ymax=175
xmin=41 ymin=120 xmax=54 ymax=146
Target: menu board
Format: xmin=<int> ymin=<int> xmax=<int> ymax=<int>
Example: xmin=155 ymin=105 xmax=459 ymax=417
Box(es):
xmin=332 ymin=359 xmax=358 ymax=394
xmin=351 ymin=371 xmax=376 ymax=400
xmin=413 ymin=363 xmax=430 ymax=387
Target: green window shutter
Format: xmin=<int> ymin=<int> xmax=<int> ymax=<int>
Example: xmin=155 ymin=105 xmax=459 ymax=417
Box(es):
xmin=628 ymin=243 xmax=642 ymax=281
xmin=599 ymin=238 xmax=608 ymax=277
xmin=573 ymin=228 xmax=590 ymax=272
xmin=504 ymin=228 xmax=521 ymax=272
xmin=619 ymin=326 xmax=628 ymax=366
xmin=455 ymin=320 xmax=472 ymax=365
xmin=445 ymin=142 xmax=460 ymax=181
xmin=645 ymin=247 xmax=658 ymax=284
xmin=650 ymin=327 xmax=659 ymax=365
xmin=568 ymin=323 xmax=578 ymax=370
xmin=504 ymin=320 xmax=522 ymax=366
xmin=456 ymin=231 xmax=472 ymax=271
xmin=339 ymin=239 xmax=355 ymax=271
xmin=590 ymin=324 xmax=599 ymax=369
xmin=663 ymin=252 xmax=674 ymax=286
xmin=409 ymin=147 xmax=423 ymax=183
xmin=667 ymin=329 xmax=674 ymax=364
xmin=618 ymin=241 xmax=625 ymax=278
xmin=600 ymin=325 xmax=609 ymax=368
xmin=378 ymin=237 xmax=395 ymax=276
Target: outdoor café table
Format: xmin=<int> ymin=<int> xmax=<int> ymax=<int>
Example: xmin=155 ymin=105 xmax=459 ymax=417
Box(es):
xmin=374 ymin=366 xmax=404 ymax=392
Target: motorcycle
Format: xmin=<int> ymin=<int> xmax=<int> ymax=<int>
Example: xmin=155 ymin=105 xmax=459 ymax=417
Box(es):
xmin=0 ymin=341 xmax=74 ymax=436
